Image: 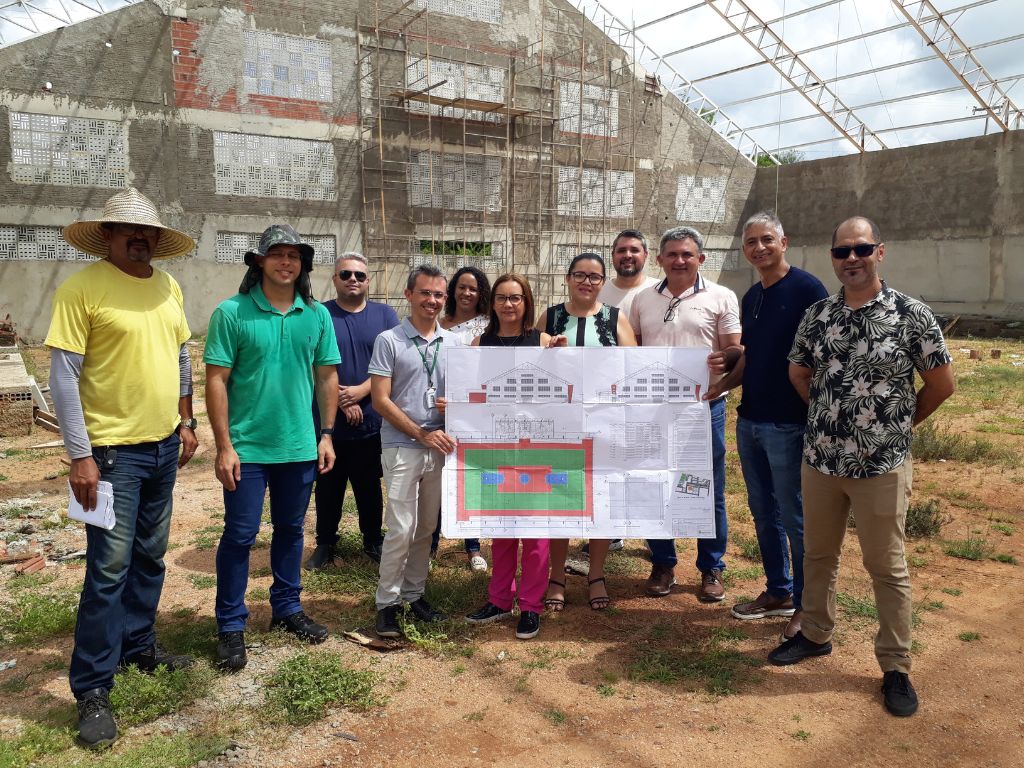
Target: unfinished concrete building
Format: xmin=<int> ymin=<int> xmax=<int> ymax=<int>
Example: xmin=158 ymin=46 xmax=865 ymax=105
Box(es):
xmin=0 ymin=0 xmax=1021 ymax=340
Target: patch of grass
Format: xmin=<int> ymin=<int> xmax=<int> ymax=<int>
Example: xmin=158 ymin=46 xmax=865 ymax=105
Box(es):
xmin=596 ymin=683 xmax=616 ymax=697
xmin=990 ymin=522 xmax=1015 ymax=536
xmin=709 ymin=627 xmax=748 ymax=644
xmin=303 ymin=561 xmax=380 ymax=602
xmin=248 ymin=586 xmax=270 ymax=601
xmin=918 ymin=599 xmax=944 ymax=612
xmin=0 ymin=676 xmax=30 ymax=694
xmin=907 ymin=555 xmax=927 ymax=567
xmin=628 ymin=645 xmax=763 ymax=696
xmin=543 ymin=709 xmax=566 ymax=726
xmin=187 ymin=574 xmax=216 ymax=590
xmin=6 ymin=571 xmax=58 ymax=592
xmin=911 ymin=422 xmax=1019 ymax=467
xmin=836 ymin=592 xmax=877 ymax=621
xmin=110 ymin=664 xmax=215 ymax=727
xmin=191 ymin=524 xmax=223 ymax=551
xmin=942 ymin=536 xmax=993 ymax=561
xmin=45 ymin=732 xmax=231 ymax=768
xmin=463 ymin=708 xmax=486 ymax=722
xmin=791 ymin=729 xmax=811 ymax=741
xmin=958 ymin=631 xmax=981 ymax=642
xmin=905 ymin=499 xmax=951 ymax=539
xmin=155 ymin=614 xmax=219 ymax=659
xmin=265 ymin=651 xmax=379 ymax=725
xmin=0 ymin=722 xmax=72 ymax=767
xmin=938 ymin=489 xmax=988 ymax=511
xmin=941 ymin=587 xmax=962 ymax=596
xmin=0 ymin=588 xmax=78 ymax=646
xmin=732 ymin=533 xmax=761 ymax=561
xmin=992 ymin=553 xmax=1017 ymax=564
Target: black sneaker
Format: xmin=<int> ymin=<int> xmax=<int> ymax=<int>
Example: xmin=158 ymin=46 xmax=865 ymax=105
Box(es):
xmin=76 ymin=688 xmax=117 ymax=748
xmin=216 ymin=631 xmax=247 ymax=670
xmin=515 ymin=611 xmax=541 ymax=640
xmin=408 ymin=597 xmax=447 ymax=623
xmin=362 ymin=543 xmax=383 ymax=563
xmin=767 ymin=631 xmax=833 ymax=666
xmin=304 ymin=544 xmax=334 ymax=571
xmin=270 ymin=610 xmax=329 ymax=644
xmin=882 ymin=670 xmax=919 ymax=717
xmin=120 ymin=643 xmax=194 ymax=674
xmin=376 ymin=605 xmax=402 ymax=638
xmin=465 ymin=602 xmax=513 ymax=625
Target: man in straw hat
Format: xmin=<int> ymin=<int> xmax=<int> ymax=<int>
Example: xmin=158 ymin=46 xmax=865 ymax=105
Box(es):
xmin=45 ymin=187 xmax=199 ymax=748
xmin=204 ymin=224 xmax=339 ymax=672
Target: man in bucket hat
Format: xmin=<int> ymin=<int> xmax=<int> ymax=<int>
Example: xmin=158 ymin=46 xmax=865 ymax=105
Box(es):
xmin=45 ymin=187 xmax=199 ymax=748
xmin=204 ymin=224 xmax=340 ymax=671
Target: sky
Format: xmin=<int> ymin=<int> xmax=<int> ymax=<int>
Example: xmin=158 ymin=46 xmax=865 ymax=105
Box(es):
xmin=578 ymin=0 xmax=1023 ymax=159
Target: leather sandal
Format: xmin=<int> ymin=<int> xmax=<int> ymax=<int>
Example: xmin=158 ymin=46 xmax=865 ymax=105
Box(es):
xmin=544 ymin=579 xmax=566 ymax=612
xmin=588 ymin=577 xmax=610 ymax=611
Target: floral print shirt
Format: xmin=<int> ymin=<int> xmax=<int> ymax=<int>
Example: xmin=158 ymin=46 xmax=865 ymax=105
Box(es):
xmin=788 ymin=284 xmax=952 ymax=478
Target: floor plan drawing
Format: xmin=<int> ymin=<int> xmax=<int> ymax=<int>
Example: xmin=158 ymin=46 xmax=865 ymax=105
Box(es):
xmin=441 ymin=347 xmax=714 ymax=539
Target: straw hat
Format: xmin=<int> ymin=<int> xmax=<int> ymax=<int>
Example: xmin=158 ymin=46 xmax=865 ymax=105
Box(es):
xmin=62 ymin=187 xmax=195 ymax=260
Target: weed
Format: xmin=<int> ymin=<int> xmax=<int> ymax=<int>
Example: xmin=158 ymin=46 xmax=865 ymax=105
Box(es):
xmin=648 ymin=623 xmax=673 ymax=641
xmin=942 ymin=536 xmax=992 ymax=561
xmin=303 ymin=561 xmax=379 ymax=602
xmin=155 ymin=615 xmax=219 ymax=659
xmin=544 ymin=709 xmax=566 ymax=726
xmin=918 ymin=600 xmax=944 ymax=612
xmin=596 ymin=684 xmax=616 ymax=697
xmin=6 ymin=571 xmax=58 ymax=592
xmin=0 ymin=589 xmax=78 ymax=646
xmin=905 ymin=499 xmax=951 ymax=539
xmin=911 ymin=422 xmax=1019 ymax=467
xmin=732 ymin=533 xmax=761 ymax=561
xmin=941 ymin=587 xmax=962 ymax=596
xmin=601 ymin=671 xmax=620 ymax=684
xmin=907 ymin=555 xmax=927 ymax=567
xmin=188 ymin=574 xmax=216 ymax=590
xmin=791 ymin=729 xmax=811 ymax=741
xmin=958 ymin=631 xmax=981 ymax=642
xmin=910 ymin=639 xmax=924 ymax=654
xmin=0 ymin=676 xmax=29 ymax=694
xmin=110 ymin=664 xmax=215 ymax=726
xmin=63 ymin=732 xmax=230 ymax=767
xmin=992 ymin=553 xmax=1017 ymax=564
xmin=628 ymin=633 xmax=763 ymax=697
xmin=728 ymin=565 xmax=764 ymax=582
xmin=513 ymin=675 xmax=530 ymax=693
xmin=464 ymin=708 xmax=486 ymax=722
xmin=939 ymin=489 xmax=988 ymax=510
xmin=836 ymin=592 xmax=877 ymax=621
xmin=452 ymin=664 xmax=466 ymax=675
xmin=265 ymin=651 xmax=379 ymax=725
xmin=991 ymin=522 xmax=1015 ymax=536
xmin=709 ymin=627 xmax=748 ymax=644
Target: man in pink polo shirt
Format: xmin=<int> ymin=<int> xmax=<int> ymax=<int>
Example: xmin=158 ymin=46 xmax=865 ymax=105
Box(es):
xmin=629 ymin=226 xmax=742 ymax=602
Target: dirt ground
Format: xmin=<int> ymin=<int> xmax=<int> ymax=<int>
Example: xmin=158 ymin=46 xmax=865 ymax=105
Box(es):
xmin=2 ymin=339 xmax=1023 ymax=768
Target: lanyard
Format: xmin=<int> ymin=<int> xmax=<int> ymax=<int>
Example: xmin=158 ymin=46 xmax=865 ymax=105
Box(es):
xmin=414 ymin=337 xmax=441 ymax=387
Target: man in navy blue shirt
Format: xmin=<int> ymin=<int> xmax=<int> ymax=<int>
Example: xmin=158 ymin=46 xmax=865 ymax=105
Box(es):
xmin=306 ymin=253 xmax=399 ymax=568
xmin=708 ymin=211 xmax=827 ymax=640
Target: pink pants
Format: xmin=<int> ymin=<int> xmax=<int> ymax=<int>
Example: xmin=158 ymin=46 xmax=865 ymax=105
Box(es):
xmin=487 ymin=538 xmax=551 ymax=614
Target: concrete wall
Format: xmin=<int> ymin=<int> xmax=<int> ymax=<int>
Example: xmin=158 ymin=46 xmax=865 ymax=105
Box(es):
xmin=742 ymin=130 xmax=1024 ymax=318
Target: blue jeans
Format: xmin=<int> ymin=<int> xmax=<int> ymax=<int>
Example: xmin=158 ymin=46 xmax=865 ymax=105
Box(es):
xmin=69 ymin=433 xmax=180 ymax=697
xmin=647 ymin=397 xmax=727 ymax=572
xmin=215 ymin=461 xmax=316 ymax=632
xmin=736 ymin=417 xmax=806 ymax=608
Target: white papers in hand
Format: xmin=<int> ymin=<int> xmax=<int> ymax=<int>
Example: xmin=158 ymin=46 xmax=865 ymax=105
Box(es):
xmin=67 ymin=480 xmax=116 ymax=530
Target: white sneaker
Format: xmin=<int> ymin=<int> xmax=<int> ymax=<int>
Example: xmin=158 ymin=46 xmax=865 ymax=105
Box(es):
xmin=469 ymin=554 xmax=488 ymax=572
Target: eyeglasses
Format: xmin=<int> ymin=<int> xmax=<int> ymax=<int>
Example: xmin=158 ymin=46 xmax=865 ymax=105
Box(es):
xmin=494 ymin=294 xmax=524 ymax=306
xmin=569 ymin=271 xmax=605 ymax=285
xmin=663 ymin=296 xmax=683 ymax=323
xmin=108 ymin=223 xmax=159 ymax=237
xmin=830 ymin=243 xmax=880 ymax=259
xmin=416 ymin=290 xmax=446 ymax=301
xmin=337 ymin=270 xmax=368 ymax=282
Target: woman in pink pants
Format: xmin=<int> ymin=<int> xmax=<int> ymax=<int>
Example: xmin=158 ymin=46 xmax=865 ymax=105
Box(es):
xmin=463 ymin=273 xmax=552 ymax=639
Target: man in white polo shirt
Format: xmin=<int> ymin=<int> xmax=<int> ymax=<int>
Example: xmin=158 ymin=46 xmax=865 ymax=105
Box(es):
xmin=629 ymin=226 xmax=742 ymax=602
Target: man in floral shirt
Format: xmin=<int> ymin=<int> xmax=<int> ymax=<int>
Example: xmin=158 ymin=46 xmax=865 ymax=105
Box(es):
xmin=768 ymin=216 xmax=955 ymax=718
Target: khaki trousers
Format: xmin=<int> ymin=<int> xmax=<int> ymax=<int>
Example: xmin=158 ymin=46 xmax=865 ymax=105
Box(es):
xmin=800 ymin=459 xmax=913 ymax=674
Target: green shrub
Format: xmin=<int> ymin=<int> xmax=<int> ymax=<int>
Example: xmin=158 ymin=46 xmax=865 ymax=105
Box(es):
xmin=265 ymin=651 xmax=379 ymax=725
xmin=0 ymin=590 xmax=78 ymax=646
xmin=912 ymin=422 xmax=1018 ymax=467
xmin=110 ymin=664 xmax=215 ymax=726
xmin=942 ymin=536 xmax=992 ymax=561
xmin=905 ymin=499 xmax=951 ymax=539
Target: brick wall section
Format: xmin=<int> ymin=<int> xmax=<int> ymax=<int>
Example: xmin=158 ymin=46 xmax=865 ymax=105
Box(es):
xmin=170 ymin=20 xmax=356 ymax=125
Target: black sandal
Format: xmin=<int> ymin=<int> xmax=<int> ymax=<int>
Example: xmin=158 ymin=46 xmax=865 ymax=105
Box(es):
xmin=588 ymin=577 xmax=610 ymax=611
xmin=544 ymin=579 xmax=566 ymax=612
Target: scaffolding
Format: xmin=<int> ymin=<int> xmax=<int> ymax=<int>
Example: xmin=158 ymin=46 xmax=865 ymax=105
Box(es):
xmin=357 ymin=0 xmax=640 ymax=310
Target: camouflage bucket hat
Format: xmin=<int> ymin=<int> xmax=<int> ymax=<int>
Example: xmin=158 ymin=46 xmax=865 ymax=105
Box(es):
xmin=243 ymin=224 xmax=314 ymax=271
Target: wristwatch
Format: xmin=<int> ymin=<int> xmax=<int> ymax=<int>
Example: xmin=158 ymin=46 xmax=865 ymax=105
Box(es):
xmin=178 ymin=418 xmax=198 ymax=431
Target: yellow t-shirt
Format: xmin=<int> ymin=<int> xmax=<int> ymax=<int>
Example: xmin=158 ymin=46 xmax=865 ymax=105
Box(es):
xmin=45 ymin=259 xmax=190 ymax=446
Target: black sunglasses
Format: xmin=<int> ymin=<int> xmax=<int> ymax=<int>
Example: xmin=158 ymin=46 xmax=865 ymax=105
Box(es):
xmin=664 ymin=296 xmax=682 ymax=322
xmin=337 ymin=269 xmax=368 ymax=282
xmin=830 ymin=243 xmax=880 ymax=259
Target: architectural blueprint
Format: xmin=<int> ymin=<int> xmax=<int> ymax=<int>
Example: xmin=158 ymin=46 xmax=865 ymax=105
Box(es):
xmin=440 ymin=347 xmax=715 ymax=539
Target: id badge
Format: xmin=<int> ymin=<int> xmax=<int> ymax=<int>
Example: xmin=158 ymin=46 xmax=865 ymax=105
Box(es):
xmin=424 ymin=387 xmax=437 ymax=410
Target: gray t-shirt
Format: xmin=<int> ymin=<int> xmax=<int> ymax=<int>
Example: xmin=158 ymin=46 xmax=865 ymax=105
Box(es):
xmin=368 ymin=318 xmax=461 ymax=448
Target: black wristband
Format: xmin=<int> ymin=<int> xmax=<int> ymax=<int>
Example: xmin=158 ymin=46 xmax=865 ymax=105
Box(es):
xmin=320 ymin=428 xmax=334 ymax=437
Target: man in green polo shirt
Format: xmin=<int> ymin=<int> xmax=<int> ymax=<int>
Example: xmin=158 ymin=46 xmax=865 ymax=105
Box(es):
xmin=204 ymin=224 xmax=340 ymax=671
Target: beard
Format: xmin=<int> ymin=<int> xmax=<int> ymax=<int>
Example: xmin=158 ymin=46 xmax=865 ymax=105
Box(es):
xmin=615 ymin=262 xmax=639 ymax=277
